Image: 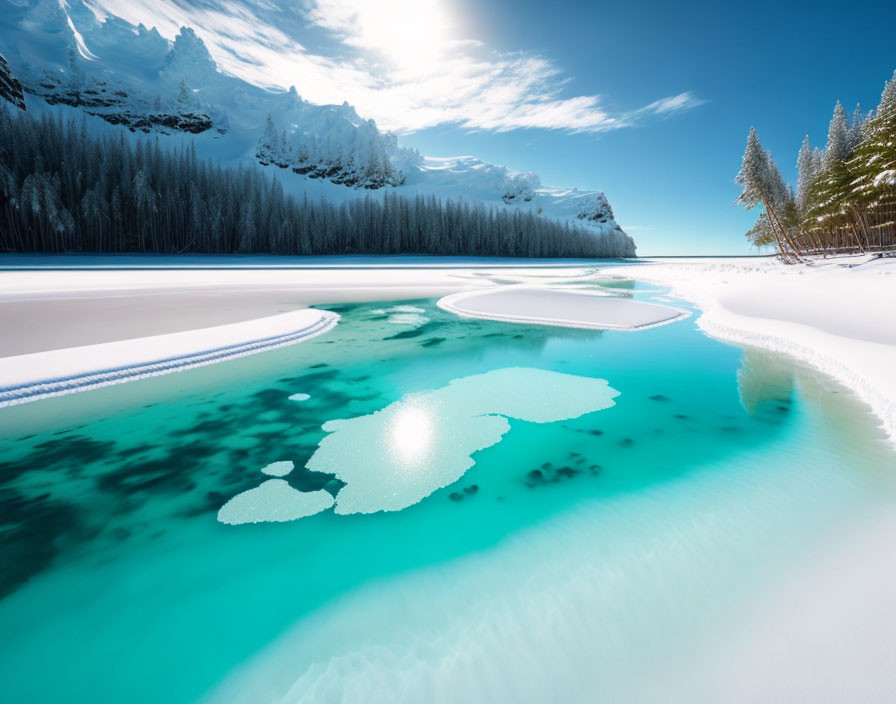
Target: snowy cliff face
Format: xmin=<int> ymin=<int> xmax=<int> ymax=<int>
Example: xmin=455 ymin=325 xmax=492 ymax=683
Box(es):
xmin=256 ymin=99 xmax=422 ymax=189
xmin=0 ymin=53 xmax=25 ymax=110
xmin=0 ymin=0 xmax=634 ymax=254
xmin=5 ymin=4 xmax=218 ymax=135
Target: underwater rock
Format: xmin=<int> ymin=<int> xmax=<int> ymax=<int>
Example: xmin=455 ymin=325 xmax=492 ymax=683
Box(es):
xmin=526 ymin=469 xmax=546 ymax=486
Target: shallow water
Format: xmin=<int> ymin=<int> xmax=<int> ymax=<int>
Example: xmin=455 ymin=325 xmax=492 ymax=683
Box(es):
xmin=1 ymin=280 xmax=894 ymax=703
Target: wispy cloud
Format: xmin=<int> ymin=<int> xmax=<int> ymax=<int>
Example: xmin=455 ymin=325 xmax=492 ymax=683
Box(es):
xmin=87 ymin=0 xmax=704 ymax=134
xmin=637 ymin=91 xmax=707 ymax=117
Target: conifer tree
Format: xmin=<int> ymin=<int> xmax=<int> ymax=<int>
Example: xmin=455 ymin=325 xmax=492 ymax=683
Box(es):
xmin=0 ymin=106 xmax=635 ymax=258
xmin=848 ymin=103 xmax=865 ymax=152
xmin=880 ymin=69 xmax=896 ymax=116
xmin=824 ymin=101 xmax=850 ymax=168
xmin=796 ymin=135 xmax=815 ymax=213
xmin=177 ymin=79 xmax=190 ymax=106
xmin=734 ymin=127 xmax=800 ymax=257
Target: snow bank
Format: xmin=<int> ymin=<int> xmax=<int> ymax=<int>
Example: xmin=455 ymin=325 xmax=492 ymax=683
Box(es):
xmin=438 ymin=285 xmax=689 ymax=330
xmin=602 ymin=255 xmax=896 ymax=442
xmin=0 ymin=309 xmax=338 ymax=407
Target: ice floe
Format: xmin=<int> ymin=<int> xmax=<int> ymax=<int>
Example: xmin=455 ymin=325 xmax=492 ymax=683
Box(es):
xmin=305 ymin=367 xmax=620 ymax=515
xmin=217 ymin=480 xmax=334 ymax=525
xmin=438 ymin=286 xmax=689 ymax=330
xmin=260 ymin=461 xmax=294 ymax=477
xmin=287 ymin=393 xmax=311 ymax=402
xmin=371 ymin=305 xmax=429 ymax=326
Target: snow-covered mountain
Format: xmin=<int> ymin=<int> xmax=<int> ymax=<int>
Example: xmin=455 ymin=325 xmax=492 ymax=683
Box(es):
xmin=0 ymin=0 xmax=634 ymax=254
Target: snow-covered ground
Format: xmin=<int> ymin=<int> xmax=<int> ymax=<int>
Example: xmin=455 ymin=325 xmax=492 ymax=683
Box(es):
xmin=0 ymin=261 xmax=595 ymax=401
xmin=0 ymin=263 xmax=510 ymax=355
xmin=0 ymin=309 xmax=338 ymax=406
xmin=598 ymin=254 xmax=896 ymax=443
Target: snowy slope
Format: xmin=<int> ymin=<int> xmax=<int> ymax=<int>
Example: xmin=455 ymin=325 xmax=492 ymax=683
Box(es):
xmin=0 ymin=0 xmax=634 ymax=254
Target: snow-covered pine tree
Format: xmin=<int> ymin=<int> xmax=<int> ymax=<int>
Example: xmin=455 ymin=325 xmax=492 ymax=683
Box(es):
xmin=0 ymin=106 xmax=635 ymax=257
xmin=880 ymin=69 xmax=896 ymax=117
xmin=796 ymin=135 xmax=816 ymax=213
xmin=842 ymin=74 xmax=896 ymax=249
xmin=848 ymin=103 xmax=865 ymax=152
xmin=734 ymin=127 xmax=766 ymax=210
xmin=256 ymin=114 xmax=279 ymax=166
xmin=824 ymin=101 xmax=850 ymax=168
xmin=177 ymin=79 xmax=190 ymax=106
xmin=734 ymin=127 xmax=802 ymax=258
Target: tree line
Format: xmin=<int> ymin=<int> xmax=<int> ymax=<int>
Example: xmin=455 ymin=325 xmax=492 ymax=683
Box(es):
xmin=0 ymin=108 xmax=634 ymax=258
xmin=734 ymin=69 xmax=896 ymax=260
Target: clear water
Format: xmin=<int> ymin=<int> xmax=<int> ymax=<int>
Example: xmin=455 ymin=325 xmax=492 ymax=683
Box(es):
xmin=1 ymin=279 xmax=895 ymax=703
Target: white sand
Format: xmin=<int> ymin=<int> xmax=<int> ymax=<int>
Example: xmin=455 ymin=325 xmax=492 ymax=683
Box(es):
xmin=601 ymin=254 xmax=896 ymax=443
xmin=437 ymin=285 xmax=690 ymax=330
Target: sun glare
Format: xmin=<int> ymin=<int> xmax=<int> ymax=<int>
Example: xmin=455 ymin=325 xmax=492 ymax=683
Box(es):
xmin=388 ymin=401 xmax=434 ymax=464
xmin=351 ymin=0 xmax=454 ymax=71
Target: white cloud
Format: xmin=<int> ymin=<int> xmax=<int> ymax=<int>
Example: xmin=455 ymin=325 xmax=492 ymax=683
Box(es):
xmin=86 ymin=0 xmax=703 ymax=134
xmin=638 ymin=91 xmax=707 ymax=117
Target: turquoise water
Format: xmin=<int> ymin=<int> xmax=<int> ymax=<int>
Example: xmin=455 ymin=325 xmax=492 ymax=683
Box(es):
xmin=1 ymin=279 xmax=895 ymax=702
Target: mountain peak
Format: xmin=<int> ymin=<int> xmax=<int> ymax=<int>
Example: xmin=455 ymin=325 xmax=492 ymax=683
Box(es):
xmin=162 ymin=27 xmax=217 ymax=86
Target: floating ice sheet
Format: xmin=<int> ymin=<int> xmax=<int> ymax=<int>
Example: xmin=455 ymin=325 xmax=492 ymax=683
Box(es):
xmin=372 ymin=305 xmax=426 ymax=314
xmin=386 ymin=313 xmax=429 ymax=326
xmin=371 ymin=305 xmax=429 ymax=326
xmin=305 ymin=367 xmax=620 ymax=515
xmin=438 ymin=286 xmax=689 ymax=330
xmin=217 ymin=480 xmax=334 ymax=525
xmin=260 ymin=461 xmax=294 ymax=477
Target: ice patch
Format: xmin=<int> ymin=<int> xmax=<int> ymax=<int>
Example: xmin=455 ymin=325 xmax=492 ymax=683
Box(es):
xmin=288 ymin=393 xmax=310 ymax=402
xmin=260 ymin=461 xmax=294 ymax=477
xmin=306 ymin=367 xmax=620 ymax=515
xmin=371 ymin=305 xmax=426 ymax=314
xmin=371 ymin=305 xmax=429 ymax=326
xmin=385 ymin=313 xmax=429 ymax=326
xmin=217 ymin=480 xmax=334 ymax=525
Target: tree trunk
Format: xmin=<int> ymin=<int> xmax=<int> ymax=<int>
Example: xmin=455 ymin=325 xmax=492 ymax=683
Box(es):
xmin=762 ymin=197 xmax=802 ymax=261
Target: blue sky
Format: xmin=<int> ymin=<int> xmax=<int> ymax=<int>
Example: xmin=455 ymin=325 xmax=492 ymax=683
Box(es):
xmin=404 ymin=0 xmax=896 ymax=255
xmin=89 ymin=0 xmax=896 ymax=254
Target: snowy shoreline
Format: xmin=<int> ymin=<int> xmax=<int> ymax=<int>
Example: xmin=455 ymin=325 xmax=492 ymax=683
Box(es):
xmin=0 ymin=309 xmax=338 ymax=407
xmin=600 ymin=254 xmax=896 ymax=443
